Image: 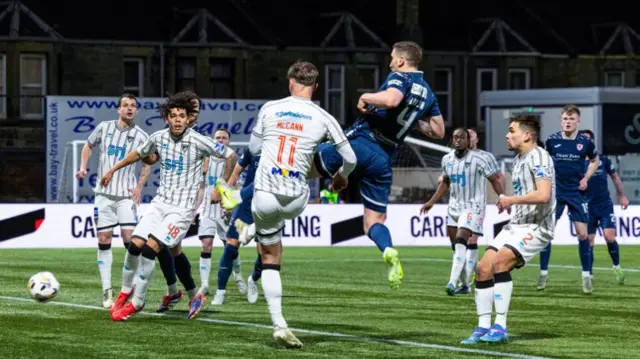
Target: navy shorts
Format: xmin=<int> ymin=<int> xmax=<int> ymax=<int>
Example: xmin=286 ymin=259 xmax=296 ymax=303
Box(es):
xmin=225 ymin=200 xmax=253 ymax=240
xmin=587 ymin=201 xmax=615 ymax=234
xmin=315 ymin=138 xmax=392 ymax=213
xmin=556 ymin=192 xmax=589 ymax=223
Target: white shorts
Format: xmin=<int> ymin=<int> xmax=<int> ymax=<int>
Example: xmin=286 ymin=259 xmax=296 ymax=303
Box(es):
xmin=94 ymin=194 xmax=138 ymax=233
xmin=490 ymin=224 xmax=551 ymax=268
xmin=251 ymin=189 xmax=310 ymax=246
xmin=446 ymin=207 xmax=485 ymax=236
xmin=132 ymin=199 xmax=196 ymax=248
xmin=198 ymin=215 xmax=229 ymax=240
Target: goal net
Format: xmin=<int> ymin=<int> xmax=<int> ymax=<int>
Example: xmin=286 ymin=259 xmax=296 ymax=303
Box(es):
xmin=58 ymin=140 xmax=250 ymax=203
xmin=391 ymin=134 xmax=452 ymax=204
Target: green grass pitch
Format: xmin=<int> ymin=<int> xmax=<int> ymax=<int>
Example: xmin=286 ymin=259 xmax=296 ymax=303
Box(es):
xmin=1 ymin=246 xmax=640 ymax=359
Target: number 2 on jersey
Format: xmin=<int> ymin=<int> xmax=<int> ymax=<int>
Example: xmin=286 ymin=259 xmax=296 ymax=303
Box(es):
xmin=277 ymin=135 xmax=298 ymax=167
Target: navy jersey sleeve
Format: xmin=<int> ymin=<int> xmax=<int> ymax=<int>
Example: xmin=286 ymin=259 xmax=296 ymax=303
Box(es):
xmin=544 ymin=138 xmax=553 ymax=155
xmin=384 ymin=72 xmax=410 ymax=93
xmin=586 ymin=140 xmax=598 ymax=159
xmin=424 ymin=92 xmax=441 ymax=117
xmin=605 ymin=156 xmax=616 ymax=175
xmin=238 ymin=148 xmax=252 ymax=168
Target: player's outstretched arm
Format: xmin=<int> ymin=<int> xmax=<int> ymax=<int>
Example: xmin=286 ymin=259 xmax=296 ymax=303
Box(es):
xmin=488 ymin=172 xmax=506 ymax=197
xmin=130 ymin=163 xmax=151 ymax=204
xmin=76 ymin=143 xmax=93 ymax=180
xmin=610 ymin=172 xmax=629 ymax=209
xmin=418 ymin=116 xmax=445 ymax=139
xmin=421 ymin=176 xmax=450 ymax=214
xmin=331 ymin=142 xmax=357 ymax=192
xmin=583 ymin=155 xmax=600 ymax=182
xmin=358 ymin=88 xmax=404 ymax=111
xmin=506 ymin=178 xmax=551 ymax=206
xmin=228 ymin=163 xmax=246 ymax=187
xmin=100 ymin=150 xmax=142 ymax=187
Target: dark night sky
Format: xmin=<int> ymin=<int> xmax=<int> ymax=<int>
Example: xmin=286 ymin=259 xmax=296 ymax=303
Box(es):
xmin=10 ymin=0 xmax=640 ymax=54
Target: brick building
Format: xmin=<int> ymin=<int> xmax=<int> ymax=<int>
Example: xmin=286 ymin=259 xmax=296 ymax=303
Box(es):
xmin=1 ymin=0 xmax=639 ymax=201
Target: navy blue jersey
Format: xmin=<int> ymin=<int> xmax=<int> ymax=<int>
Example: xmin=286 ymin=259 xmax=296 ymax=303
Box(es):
xmin=237 ymin=148 xmax=259 ymax=185
xmin=545 ymin=131 xmax=598 ymax=193
xmin=586 ymin=154 xmax=615 ymax=204
xmin=345 ymin=71 xmax=440 ymax=154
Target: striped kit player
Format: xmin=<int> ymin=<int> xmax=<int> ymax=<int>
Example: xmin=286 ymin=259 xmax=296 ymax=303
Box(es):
xmin=462 ymin=115 xmax=555 ymax=345
xmin=217 ymin=61 xmax=356 ymax=348
xmin=76 ymin=93 xmax=151 ymax=309
xmin=102 ymin=93 xmax=237 ymax=322
xmin=421 ymin=128 xmax=505 ymax=296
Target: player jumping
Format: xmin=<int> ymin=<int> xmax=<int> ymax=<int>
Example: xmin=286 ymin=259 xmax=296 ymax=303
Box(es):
xmin=421 ymin=128 xmax=505 ymax=296
xmin=76 ymin=93 xmax=151 ymax=308
xmin=310 ymin=41 xmax=445 ymax=289
xmin=103 ymin=92 xmax=237 ymax=321
xmin=462 ymin=114 xmax=555 ymax=344
xmin=580 ymin=129 xmax=627 ymax=284
xmin=539 ymin=105 xmax=599 ymax=293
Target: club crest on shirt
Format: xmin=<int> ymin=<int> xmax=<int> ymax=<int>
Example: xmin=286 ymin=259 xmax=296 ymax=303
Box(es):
xmin=577 ymin=144 xmax=583 ymax=151
xmin=182 ymin=144 xmax=190 ymax=152
xmin=126 ymin=136 xmax=134 ymax=142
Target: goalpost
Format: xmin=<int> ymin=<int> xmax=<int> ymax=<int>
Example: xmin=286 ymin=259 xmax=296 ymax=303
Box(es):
xmin=58 ymin=140 xmax=250 ymax=203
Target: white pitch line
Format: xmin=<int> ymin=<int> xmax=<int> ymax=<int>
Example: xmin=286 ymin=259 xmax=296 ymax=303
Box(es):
xmin=0 ymin=295 xmax=553 ymax=359
xmin=291 ymin=258 xmax=640 ymax=273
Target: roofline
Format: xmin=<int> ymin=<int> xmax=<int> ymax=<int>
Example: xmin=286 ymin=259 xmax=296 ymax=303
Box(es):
xmin=0 ymin=36 xmax=571 ymax=57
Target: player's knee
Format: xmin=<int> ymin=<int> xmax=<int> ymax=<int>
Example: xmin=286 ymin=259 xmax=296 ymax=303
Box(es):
xmin=97 ymin=231 xmax=112 ymax=244
xmin=227 ymin=238 xmax=240 ymax=248
xmin=574 ymin=223 xmax=588 ymax=239
xmin=200 ymin=237 xmax=213 ymax=253
xmin=456 ymin=228 xmax=472 ymax=240
xmin=588 ymin=234 xmax=596 ymax=246
xmin=131 ymin=236 xmax=146 ymax=249
xmin=120 ymin=229 xmax=133 ymax=242
xmin=604 ymin=230 xmax=616 ymax=243
xmin=476 ymin=258 xmax=493 ymax=281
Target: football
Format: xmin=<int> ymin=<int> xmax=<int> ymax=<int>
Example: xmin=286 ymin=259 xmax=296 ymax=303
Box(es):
xmin=27 ymin=272 xmax=60 ymax=302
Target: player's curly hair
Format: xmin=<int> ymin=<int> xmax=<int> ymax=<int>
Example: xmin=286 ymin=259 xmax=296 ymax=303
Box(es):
xmin=158 ymin=92 xmax=197 ymax=119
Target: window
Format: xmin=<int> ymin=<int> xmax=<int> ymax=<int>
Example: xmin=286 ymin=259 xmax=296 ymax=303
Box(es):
xmin=433 ymin=68 xmax=453 ymax=127
xmin=123 ymin=58 xmax=144 ymax=96
xmin=356 ymin=65 xmax=379 ymax=95
xmin=605 ymin=71 xmax=624 ymax=87
xmin=324 ymin=65 xmax=345 ymax=124
xmin=210 ymin=58 xmax=234 ymax=98
xmin=0 ymin=54 xmax=5 ymax=119
xmin=20 ymin=54 xmax=47 ymax=119
xmin=176 ymin=58 xmax=196 ymax=92
xmin=477 ymin=68 xmax=497 ymax=125
xmin=508 ymin=68 xmax=531 ymax=90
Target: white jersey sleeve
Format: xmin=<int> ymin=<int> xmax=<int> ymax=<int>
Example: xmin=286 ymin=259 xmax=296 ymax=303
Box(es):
xmin=137 ymin=132 xmax=159 ymax=158
xmin=87 ymin=122 xmax=105 ymax=147
xmin=480 ymin=151 xmax=499 ymax=177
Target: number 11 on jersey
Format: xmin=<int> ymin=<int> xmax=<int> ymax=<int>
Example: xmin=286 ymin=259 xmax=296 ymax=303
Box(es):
xmin=277 ymin=135 xmax=298 ymax=167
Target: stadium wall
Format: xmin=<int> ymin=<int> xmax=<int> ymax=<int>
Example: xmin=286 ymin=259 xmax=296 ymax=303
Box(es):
xmin=1 ymin=204 xmax=639 ymax=249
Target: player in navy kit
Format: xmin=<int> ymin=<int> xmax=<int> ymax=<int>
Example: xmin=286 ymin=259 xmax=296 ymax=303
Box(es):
xmin=580 ymin=130 xmax=628 ymax=284
xmin=211 ymin=148 xmax=263 ymax=305
xmin=313 ymin=41 xmax=445 ymax=289
xmin=540 ymin=105 xmax=600 ymax=293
